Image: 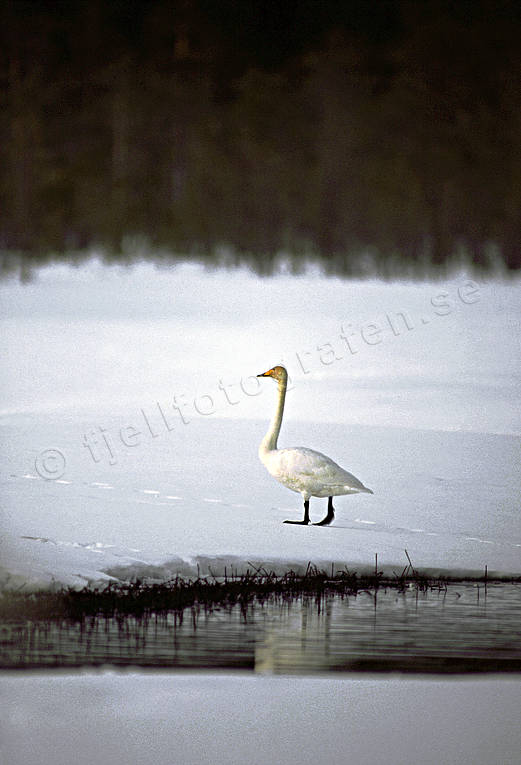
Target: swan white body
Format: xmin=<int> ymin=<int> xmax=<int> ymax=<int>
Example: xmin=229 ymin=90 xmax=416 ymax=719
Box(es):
xmin=257 ymin=365 xmax=372 ymax=525
xmin=260 ymin=445 xmax=370 ymax=500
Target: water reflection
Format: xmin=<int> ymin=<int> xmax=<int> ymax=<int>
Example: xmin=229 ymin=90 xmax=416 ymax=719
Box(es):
xmin=2 ymin=584 xmax=520 ymax=673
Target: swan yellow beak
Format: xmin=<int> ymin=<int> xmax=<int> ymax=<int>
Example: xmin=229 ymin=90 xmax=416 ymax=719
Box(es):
xmin=257 ymin=369 xmax=273 ymax=377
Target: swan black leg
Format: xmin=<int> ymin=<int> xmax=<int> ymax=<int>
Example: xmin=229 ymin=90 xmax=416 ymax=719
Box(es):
xmin=313 ymin=496 xmax=335 ymax=526
xmin=284 ymin=499 xmax=310 ymax=525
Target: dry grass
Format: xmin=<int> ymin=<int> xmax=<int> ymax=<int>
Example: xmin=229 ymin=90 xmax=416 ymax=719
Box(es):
xmin=1 ymin=554 xmax=514 ymax=623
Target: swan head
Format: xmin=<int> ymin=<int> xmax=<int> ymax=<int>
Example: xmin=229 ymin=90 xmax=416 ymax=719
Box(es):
xmin=257 ymin=365 xmax=287 ymax=384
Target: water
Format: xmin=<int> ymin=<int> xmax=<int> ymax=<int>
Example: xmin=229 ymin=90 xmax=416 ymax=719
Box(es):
xmin=2 ymin=583 xmax=520 ymax=673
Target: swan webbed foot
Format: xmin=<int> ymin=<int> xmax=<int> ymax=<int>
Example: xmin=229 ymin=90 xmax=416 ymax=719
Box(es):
xmin=313 ymin=497 xmax=335 ymax=526
xmin=283 ymin=499 xmax=310 ymax=525
xmin=312 ymin=516 xmax=334 ymax=526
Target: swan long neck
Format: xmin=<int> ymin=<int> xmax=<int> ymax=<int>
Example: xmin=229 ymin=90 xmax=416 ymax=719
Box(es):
xmin=260 ymin=378 xmax=286 ymax=453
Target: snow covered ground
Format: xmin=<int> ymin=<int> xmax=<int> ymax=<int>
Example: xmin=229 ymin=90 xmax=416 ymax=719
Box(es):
xmin=1 ymin=259 xmax=520 ymax=587
xmin=2 ymin=672 xmax=521 ymax=765
xmin=2 ymin=259 xmax=520 ymax=765
xmin=1 ymin=416 xmax=520 ymax=588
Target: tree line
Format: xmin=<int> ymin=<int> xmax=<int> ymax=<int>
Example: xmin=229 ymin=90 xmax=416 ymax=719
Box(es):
xmin=1 ymin=0 xmax=520 ymax=275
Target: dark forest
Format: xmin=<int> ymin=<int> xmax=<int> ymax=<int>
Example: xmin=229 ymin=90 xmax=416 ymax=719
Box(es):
xmin=1 ymin=0 xmax=520 ymax=276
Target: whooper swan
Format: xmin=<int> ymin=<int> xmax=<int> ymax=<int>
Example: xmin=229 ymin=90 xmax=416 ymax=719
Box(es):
xmin=257 ymin=365 xmax=373 ymax=525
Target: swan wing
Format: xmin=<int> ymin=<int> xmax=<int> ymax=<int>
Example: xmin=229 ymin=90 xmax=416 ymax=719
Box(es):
xmin=267 ymin=447 xmax=372 ymax=496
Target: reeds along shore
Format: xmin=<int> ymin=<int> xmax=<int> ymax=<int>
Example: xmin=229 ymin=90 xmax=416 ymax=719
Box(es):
xmin=0 ymin=558 xmax=515 ymax=622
